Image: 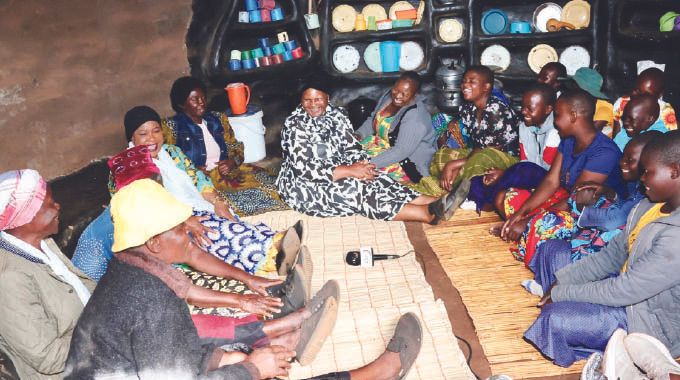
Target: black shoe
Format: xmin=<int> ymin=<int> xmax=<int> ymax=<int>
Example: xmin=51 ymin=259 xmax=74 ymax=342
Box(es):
xmin=292 ymin=220 xmax=304 ymax=242
xmin=428 ymin=196 xmax=446 ymax=225
xmin=268 ymin=264 xmax=309 ymax=318
xmin=442 ymin=178 xmax=471 ymax=220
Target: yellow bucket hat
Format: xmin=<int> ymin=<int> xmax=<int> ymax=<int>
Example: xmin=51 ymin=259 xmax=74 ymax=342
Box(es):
xmin=110 ymin=179 xmax=192 ymax=252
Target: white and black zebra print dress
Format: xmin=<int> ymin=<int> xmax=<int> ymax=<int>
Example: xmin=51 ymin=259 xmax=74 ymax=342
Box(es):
xmin=276 ymin=104 xmax=419 ymax=220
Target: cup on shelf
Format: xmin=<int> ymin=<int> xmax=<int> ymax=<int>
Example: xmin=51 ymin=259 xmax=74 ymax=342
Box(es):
xmin=377 ymin=20 xmax=392 ymax=30
xmin=271 ymin=54 xmax=284 ymax=64
xmin=277 ymin=31 xmax=289 ymax=43
xmin=263 ymin=46 xmax=273 ymax=56
xmin=228 ymin=60 xmax=242 ymax=71
xmin=291 ymin=47 xmax=304 ymax=59
xmin=380 ymin=41 xmax=401 ymax=72
xmin=283 ymin=40 xmax=297 ymax=51
xmin=305 ymin=13 xmax=320 ymax=29
xmin=259 ymin=56 xmax=272 ymax=67
xmin=258 ymin=0 xmax=276 ymax=10
xmin=355 ymin=15 xmax=367 ymax=31
xmin=270 ymin=7 xmax=284 ymax=21
xmin=367 ymin=15 xmax=377 ymax=30
xmin=283 ymin=50 xmax=294 ymax=61
xmin=251 ymin=48 xmax=264 ymax=59
xmin=272 ymin=43 xmax=286 ymax=55
xmin=261 ymin=9 xmax=271 ymax=22
xmin=238 ymin=11 xmax=250 ymax=23
xmin=510 ymin=21 xmax=532 ymax=33
xmin=242 ymin=58 xmax=256 ymax=70
xmin=244 ymin=0 xmax=258 ymax=11
xmin=241 ymin=50 xmax=252 ymax=60
xmin=230 ymin=50 xmax=242 ymax=60
xmin=258 ymin=38 xmax=270 ymax=49
xmin=249 ymin=10 xmax=262 ymax=23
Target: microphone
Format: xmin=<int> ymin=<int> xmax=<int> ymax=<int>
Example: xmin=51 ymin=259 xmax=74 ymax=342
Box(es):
xmin=345 ymin=247 xmax=402 ymax=267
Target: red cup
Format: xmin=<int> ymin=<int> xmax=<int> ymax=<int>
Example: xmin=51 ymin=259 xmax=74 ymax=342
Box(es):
xmin=259 ymin=56 xmax=272 ymax=66
xmin=225 ymin=83 xmax=250 ymax=115
xmin=258 ymin=0 xmax=275 ymax=10
xmin=271 ymin=54 xmax=284 ymax=64
xmin=260 ymin=9 xmax=271 ymax=22
xmin=291 ymin=47 xmax=304 ymax=59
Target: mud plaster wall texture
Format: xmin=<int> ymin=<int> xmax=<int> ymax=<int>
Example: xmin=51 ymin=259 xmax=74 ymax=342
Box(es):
xmin=0 ymin=0 xmax=192 ymax=179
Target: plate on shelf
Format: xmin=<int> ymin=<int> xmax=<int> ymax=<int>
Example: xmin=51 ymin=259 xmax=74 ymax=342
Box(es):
xmin=561 ymin=0 xmax=590 ymax=29
xmin=528 ymin=44 xmax=558 ymax=73
xmin=399 ymin=41 xmax=424 ymax=71
xmin=559 ymin=45 xmax=590 ymax=76
xmin=332 ymin=5 xmax=357 ymax=33
xmin=364 ymin=42 xmax=382 ymax=72
xmin=416 ymin=1 xmax=425 ymax=25
xmin=533 ymin=2 xmax=562 ymax=33
xmin=333 ymin=45 xmax=361 ymax=73
xmin=481 ymin=9 xmax=509 ymax=35
xmin=389 ymin=1 xmax=414 ymax=20
xmin=480 ymin=44 xmax=511 ymax=72
xmin=439 ymin=19 xmax=464 ymax=43
xmin=362 ymin=4 xmax=387 ymax=23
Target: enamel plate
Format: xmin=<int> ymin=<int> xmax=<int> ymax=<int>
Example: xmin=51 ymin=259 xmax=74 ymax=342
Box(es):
xmin=399 ymin=41 xmax=424 ymax=71
xmin=416 ymin=1 xmax=425 ymax=24
xmin=389 ymin=1 xmax=415 ymax=20
xmin=480 ymin=44 xmax=511 ymax=72
xmin=332 ymin=5 xmax=357 ymax=33
xmin=562 ymin=0 xmax=591 ymax=29
xmin=533 ymin=2 xmax=562 ymax=32
xmin=528 ymin=44 xmax=558 ymax=73
xmin=439 ymin=18 xmax=464 ymax=42
xmin=332 ymin=45 xmax=360 ymax=73
xmin=362 ymin=4 xmax=387 ymax=23
xmin=559 ymin=45 xmax=590 ymax=76
xmin=363 ymin=42 xmax=382 ymax=72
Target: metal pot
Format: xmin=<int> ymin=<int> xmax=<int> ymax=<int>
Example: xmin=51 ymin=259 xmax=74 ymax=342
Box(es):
xmin=435 ymin=57 xmax=466 ymax=111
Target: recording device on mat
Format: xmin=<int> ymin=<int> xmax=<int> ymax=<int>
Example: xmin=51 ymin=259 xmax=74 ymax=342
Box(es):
xmin=345 ymin=246 xmax=402 ymax=267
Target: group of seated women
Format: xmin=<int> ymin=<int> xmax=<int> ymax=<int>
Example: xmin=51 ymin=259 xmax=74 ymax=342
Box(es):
xmin=1 ymin=62 xmax=680 ymax=379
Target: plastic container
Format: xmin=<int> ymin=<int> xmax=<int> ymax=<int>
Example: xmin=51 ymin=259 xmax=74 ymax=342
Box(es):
xmin=228 ymin=105 xmax=267 ymax=163
xmin=482 ymin=9 xmax=509 ymax=35
xmin=380 ymin=41 xmax=401 ymax=72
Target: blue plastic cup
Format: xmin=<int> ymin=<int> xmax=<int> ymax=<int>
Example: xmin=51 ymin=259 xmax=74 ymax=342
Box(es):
xmin=510 ymin=21 xmax=531 ymax=33
xmin=249 ymin=10 xmax=261 ymax=23
xmin=258 ymin=37 xmax=270 ymax=49
xmin=251 ymin=47 xmax=264 ymax=58
xmin=228 ymin=59 xmax=242 ymax=71
xmin=270 ymin=7 xmax=284 ymax=21
xmin=244 ymin=0 xmax=258 ymax=11
xmin=263 ymin=46 xmax=273 ymax=56
xmin=283 ymin=50 xmax=294 ymax=61
xmin=242 ymin=58 xmax=256 ymax=70
xmin=380 ymin=41 xmax=401 ymax=72
xmin=283 ymin=40 xmax=298 ymax=51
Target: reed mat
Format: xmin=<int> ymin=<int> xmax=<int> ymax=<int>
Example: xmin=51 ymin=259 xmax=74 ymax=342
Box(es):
xmin=245 ymin=210 xmax=477 ymax=379
xmin=423 ymin=210 xmax=584 ymax=379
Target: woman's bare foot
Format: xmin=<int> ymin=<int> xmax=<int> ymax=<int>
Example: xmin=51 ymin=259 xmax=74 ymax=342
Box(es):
xmin=410 ymin=195 xmax=438 ymax=205
xmin=268 ymin=327 xmax=302 ymax=352
xmin=488 ymin=223 xmax=504 ymax=237
xmin=263 ymin=307 xmax=312 ymax=338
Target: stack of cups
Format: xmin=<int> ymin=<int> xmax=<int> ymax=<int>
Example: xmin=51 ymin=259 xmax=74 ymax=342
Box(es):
xmin=229 ymin=50 xmax=242 ymax=71
xmin=229 ymin=33 xmax=304 ymax=71
xmin=239 ymin=0 xmax=283 ymax=23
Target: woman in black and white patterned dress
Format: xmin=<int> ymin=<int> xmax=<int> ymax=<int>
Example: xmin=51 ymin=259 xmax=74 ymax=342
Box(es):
xmin=277 ymin=83 xmax=444 ymax=223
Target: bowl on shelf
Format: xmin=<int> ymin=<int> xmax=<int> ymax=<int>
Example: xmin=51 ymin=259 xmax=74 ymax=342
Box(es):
xmin=481 ymin=44 xmax=511 ymax=72
xmin=533 ymin=2 xmax=562 ymax=33
xmin=481 ymin=9 xmax=509 ymax=35
xmin=399 ymin=41 xmax=425 ymax=71
xmin=561 ymin=0 xmax=590 ymax=29
xmin=559 ymin=45 xmax=590 ymax=76
xmin=439 ymin=18 xmax=464 ymax=42
xmin=332 ymin=4 xmax=357 ymax=32
xmin=332 ymin=44 xmax=361 ymax=73
xmin=510 ymin=21 xmax=532 ymax=34
xmin=527 ymin=44 xmax=558 ymax=73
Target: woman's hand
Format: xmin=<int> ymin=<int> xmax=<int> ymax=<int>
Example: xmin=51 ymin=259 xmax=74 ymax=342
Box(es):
xmin=349 ymin=160 xmax=378 ymax=181
xmin=214 ymin=200 xmax=236 ymax=221
xmin=483 ymin=168 xmax=504 ymax=187
xmin=184 ymin=216 xmax=216 ymax=249
xmin=440 ymin=159 xmax=465 ymax=191
xmin=238 ymin=294 xmax=284 ymax=317
xmin=245 ymin=276 xmax=284 ymax=296
xmin=501 ymin=212 xmax=529 ymax=242
xmin=575 ymin=182 xmax=616 ymax=201
xmin=217 ymin=159 xmax=238 ymax=177
xmin=245 ymin=346 xmax=294 ymax=379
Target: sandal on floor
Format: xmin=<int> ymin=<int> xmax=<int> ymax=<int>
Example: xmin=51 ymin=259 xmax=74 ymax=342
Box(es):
xmin=386 ymin=312 xmax=423 ymax=380
xmin=296 ymin=245 xmax=313 ymax=291
xmin=296 ymin=280 xmax=340 ymax=365
xmin=277 ymin=227 xmax=301 ymax=276
xmin=443 ymin=178 xmax=471 ymax=221
xmin=269 ymin=264 xmax=309 ymax=318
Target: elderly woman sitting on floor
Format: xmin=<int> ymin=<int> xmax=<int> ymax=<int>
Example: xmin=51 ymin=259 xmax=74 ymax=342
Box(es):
xmin=109 ymin=105 xmax=301 ymax=277
xmin=276 ymin=79 xmax=453 ymax=224
xmin=162 ymin=76 xmax=286 ymax=216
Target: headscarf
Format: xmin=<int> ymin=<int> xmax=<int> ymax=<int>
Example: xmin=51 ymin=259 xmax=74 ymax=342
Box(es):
xmin=0 ymin=169 xmax=47 ymax=231
xmin=110 ymin=179 xmax=192 ymax=252
xmin=108 ymin=145 xmax=161 ymax=190
xmin=170 ymin=76 xmax=206 ymax=113
xmin=124 ymin=105 xmax=161 ymax=141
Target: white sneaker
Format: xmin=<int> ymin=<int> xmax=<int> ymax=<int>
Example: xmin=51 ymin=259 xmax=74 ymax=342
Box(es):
xmin=624 ymin=333 xmax=680 ymax=380
xmin=602 ymin=329 xmax=648 ymax=380
xmin=521 ymin=279 xmax=544 ymax=297
xmin=581 ymin=352 xmax=605 ymax=380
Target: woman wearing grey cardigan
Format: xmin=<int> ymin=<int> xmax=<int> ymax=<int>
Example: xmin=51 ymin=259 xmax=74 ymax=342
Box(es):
xmin=356 ymin=72 xmax=437 ymax=184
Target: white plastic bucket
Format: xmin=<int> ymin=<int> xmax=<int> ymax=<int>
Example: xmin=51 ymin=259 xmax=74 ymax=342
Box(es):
xmin=228 ymin=109 xmax=266 ymax=163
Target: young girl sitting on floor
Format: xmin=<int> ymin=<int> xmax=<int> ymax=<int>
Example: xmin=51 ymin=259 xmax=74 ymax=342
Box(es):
xmin=612 ymin=93 xmax=665 ymax=152
xmin=523 ymin=130 xmax=680 ymax=368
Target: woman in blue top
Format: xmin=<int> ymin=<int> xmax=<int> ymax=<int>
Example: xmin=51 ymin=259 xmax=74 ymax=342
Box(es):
xmin=501 ymin=90 xmax=625 ymax=265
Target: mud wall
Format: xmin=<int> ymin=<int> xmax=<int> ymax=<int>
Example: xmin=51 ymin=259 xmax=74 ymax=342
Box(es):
xmin=0 ymin=0 xmax=192 ymax=179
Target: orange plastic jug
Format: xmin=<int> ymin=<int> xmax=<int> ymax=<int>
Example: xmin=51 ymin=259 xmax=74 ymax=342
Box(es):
xmin=225 ymin=83 xmax=251 ymax=115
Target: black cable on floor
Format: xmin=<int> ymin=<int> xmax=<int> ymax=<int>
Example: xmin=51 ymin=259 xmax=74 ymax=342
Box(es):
xmin=456 ymin=335 xmax=482 ymax=380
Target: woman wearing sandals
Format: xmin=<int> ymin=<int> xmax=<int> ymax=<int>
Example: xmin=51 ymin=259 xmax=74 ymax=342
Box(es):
xmin=65 ymin=179 xmax=424 ymax=380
